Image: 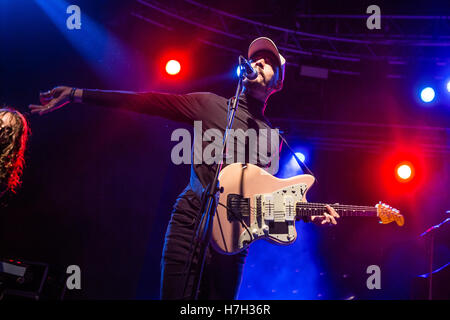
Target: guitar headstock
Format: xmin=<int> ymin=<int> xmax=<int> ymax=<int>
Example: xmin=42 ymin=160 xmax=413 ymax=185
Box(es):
xmin=375 ymin=202 xmax=404 ymax=226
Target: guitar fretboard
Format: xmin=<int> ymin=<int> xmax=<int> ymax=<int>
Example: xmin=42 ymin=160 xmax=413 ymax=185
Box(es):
xmin=296 ymin=202 xmax=378 ymax=217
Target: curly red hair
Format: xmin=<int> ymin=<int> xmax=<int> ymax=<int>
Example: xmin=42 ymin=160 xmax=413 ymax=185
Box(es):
xmin=0 ymin=108 xmax=30 ymax=195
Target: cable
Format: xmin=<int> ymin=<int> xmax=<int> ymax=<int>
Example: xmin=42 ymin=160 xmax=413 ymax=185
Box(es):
xmin=217 ymin=202 xmax=254 ymax=244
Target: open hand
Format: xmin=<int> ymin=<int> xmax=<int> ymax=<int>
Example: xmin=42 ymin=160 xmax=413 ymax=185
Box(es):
xmin=29 ymin=86 xmax=74 ymax=115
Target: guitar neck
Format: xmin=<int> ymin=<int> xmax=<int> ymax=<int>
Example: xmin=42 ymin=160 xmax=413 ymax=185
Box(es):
xmin=296 ymin=202 xmax=378 ymax=218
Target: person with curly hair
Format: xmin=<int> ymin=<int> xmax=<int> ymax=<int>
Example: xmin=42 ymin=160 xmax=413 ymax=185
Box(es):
xmin=0 ymin=108 xmax=30 ymax=198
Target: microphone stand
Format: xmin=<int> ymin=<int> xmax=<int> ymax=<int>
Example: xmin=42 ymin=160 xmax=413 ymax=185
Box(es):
xmin=419 ymin=215 xmax=450 ymax=300
xmin=183 ymin=57 xmax=246 ymax=300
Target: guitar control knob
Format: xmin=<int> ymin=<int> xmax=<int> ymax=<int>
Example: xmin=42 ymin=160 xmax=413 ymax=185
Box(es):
xmin=252 ymin=228 xmax=259 ymax=236
xmin=262 ymin=224 xmax=269 ymax=233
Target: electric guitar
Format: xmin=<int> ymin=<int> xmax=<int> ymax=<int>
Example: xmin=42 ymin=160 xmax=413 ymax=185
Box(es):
xmin=212 ymin=163 xmax=404 ymax=255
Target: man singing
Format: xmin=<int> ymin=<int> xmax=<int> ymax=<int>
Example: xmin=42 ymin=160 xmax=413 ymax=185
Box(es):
xmin=29 ymin=37 xmax=339 ymax=299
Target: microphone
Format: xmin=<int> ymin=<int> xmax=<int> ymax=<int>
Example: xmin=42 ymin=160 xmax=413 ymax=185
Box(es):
xmin=239 ymin=56 xmax=258 ymax=80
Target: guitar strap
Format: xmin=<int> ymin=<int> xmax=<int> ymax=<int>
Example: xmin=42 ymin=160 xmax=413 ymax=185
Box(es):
xmin=262 ymin=114 xmax=317 ymax=181
xmin=276 ymin=131 xmax=316 ymax=179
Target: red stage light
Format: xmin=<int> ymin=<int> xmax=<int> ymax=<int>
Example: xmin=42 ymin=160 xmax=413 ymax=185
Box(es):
xmin=165 ymin=59 xmax=181 ymax=75
xmin=395 ymin=161 xmax=415 ymax=182
xmin=378 ymin=148 xmax=426 ymax=196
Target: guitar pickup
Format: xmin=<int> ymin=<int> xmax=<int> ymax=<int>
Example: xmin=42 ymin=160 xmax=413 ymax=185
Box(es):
xmin=263 ymin=194 xmax=275 ymax=221
xmin=284 ymin=196 xmax=295 ymax=221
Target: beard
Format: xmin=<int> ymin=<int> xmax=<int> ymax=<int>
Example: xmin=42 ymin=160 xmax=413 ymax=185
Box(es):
xmin=244 ymin=76 xmax=272 ymax=98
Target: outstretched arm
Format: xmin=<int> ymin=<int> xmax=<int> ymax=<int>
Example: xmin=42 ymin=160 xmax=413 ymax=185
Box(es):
xmin=29 ymin=86 xmax=205 ymax=124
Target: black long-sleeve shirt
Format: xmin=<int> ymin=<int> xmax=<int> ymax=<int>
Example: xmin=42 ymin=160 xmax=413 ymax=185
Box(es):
xmin=82 ymin=89 xmax=280 ymax=199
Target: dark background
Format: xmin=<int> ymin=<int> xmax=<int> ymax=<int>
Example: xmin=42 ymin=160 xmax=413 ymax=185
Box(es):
xmin=0 ymin=0 xmax=449 ymax=299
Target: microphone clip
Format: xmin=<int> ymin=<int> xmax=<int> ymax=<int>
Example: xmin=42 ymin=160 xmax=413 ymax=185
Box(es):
xmin=238 ymin=55 xmax=258 ymax=80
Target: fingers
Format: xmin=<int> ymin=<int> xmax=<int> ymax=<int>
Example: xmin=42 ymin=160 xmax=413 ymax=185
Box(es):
xmin=39 ymin=88 xmax=57 ymax=104
xmin=326 ymin=204 xmax=340 ymax=219
xmin=311 ymin=205 xmax=340 ymax=226
xmin=31 ymin=87 xmax=70 ymax=116
xmin=39 ymin=87 xmax=66 ymax=105
xmin=310 ymin=214 xmax=336 ymax=225
xmin=39 ymin=90 xmax=52 ymax=103
xmin=324 ymin=204 xmax=340 ymax=225
xmin=29 ymin=103 xmax=54 ymax=116
xmin=29 ymin=99 xmax=68 ymax=116
xmin=29 ymin=104 xmax=43 ymax=113
xmin=39 ymin=93 xmax=52 ymax=105
xmin=321 ymin=213 xmax=337 ymax=225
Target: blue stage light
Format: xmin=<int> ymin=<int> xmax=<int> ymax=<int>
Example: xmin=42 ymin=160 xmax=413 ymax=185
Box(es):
xmin=295 ymin=152 xmax=306 ymax=163
xmin=276 ymin=151 xmax=308 ymax=179
xmin=420 ymin=87 xmax=435 ymax=103
xmin=35 ymin=0 xmax=132 ymax=86
xmin=447 ymin=81 xmax=450 ymax=93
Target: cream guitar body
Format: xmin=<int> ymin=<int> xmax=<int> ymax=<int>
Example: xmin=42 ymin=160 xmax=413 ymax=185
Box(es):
xmin=211 ymin=163 xmax=403 ymax=255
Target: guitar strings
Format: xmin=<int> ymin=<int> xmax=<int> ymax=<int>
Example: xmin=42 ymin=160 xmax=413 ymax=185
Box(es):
xmin=247 ymin=204 xmax=379 ymax=212
xmin=296 ymin=203 xmax=379 ymax=210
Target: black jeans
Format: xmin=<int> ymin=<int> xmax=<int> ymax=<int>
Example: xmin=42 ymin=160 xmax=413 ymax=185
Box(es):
xmin=160 ymin=187 xmax=248 ymax=300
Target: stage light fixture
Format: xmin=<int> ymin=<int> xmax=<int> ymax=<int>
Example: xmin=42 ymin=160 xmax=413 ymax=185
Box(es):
xmin=165 ymin=60 xmax=181 ymax=75
xmin=397 ymin=164 xmax=411 ymax=179
xmin=236 ymin=66 xmax=241 ymax=77
xmin=396 ymin=162 xmax=414 ymax=182
xmin=294 ymin=152 xmax=306 ymax=163
xmin=420 ymin=87 xmax=435 ymax=103
xmin=446 ymin=81 xmax=450 ymax=93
